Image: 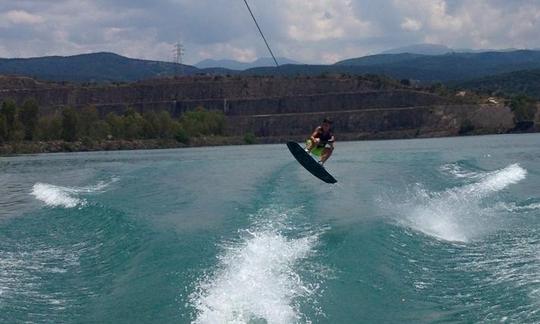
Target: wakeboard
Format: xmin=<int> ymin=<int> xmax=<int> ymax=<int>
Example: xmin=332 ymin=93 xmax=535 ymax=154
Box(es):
xmin=286 ymin=141 xmax=337 ymax=184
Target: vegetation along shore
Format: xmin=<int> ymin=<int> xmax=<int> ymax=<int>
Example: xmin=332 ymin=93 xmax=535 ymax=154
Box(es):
xmin=0 ymin=74 xmax=538 ymax=155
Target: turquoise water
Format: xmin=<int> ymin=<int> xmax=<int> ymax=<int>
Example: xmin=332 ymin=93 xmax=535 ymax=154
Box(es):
xmin=1 ymin=134 xmax=539 ymax=323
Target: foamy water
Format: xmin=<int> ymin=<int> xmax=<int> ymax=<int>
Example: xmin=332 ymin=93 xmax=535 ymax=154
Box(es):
xmin=396 ymin=164 xmax=527 ymax=242
xmin=440 ymin=163 xmax=483 ymax=179
xmin=191 ymin=208 xmax=323 ymax=324
xmin=498 ymin=202 xmax=540 ymax=212
xmin=3 ymin=135 xmax=540 ymax=323
xmin=31 ymin=178 xmax=117 ymax=208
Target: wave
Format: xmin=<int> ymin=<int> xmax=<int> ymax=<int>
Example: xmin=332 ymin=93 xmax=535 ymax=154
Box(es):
xmin=391 ymin=164 xmax=527 ymax=242
xmin=439 ymin=162 xmax=484 ymax=179
xmin=191 ymin=207 xmax=324 ymax=324
xmin=31 ymin=178 xmax=118 ymax=208
xmin=495 ymin=201 xmax=540 ymax=212
xmin=0 ymin=246 xmax=81 ymax=305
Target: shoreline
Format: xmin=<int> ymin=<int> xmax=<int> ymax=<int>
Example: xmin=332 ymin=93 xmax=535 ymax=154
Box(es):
xmin=1 ymin=130 xmax=537 ymax=156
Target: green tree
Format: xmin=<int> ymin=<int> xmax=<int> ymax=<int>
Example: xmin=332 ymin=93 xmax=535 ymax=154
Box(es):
xmin=157 ymin=110 xmax=177 ymax=138
xmin=61 ymin=107 xmax=79 ymax=142
xmin=510 ymin=95 xmax=537 ymax=122
xmin=1 ymin=100 xmax=17 ymax=140
xmin=18 ymin=99 xmax=40 ymax=140
xmin=142 ymin=111 xmax=160 ymax=139
xmin=180 ymin=107 xmax=225 ymax=137
xmin=175 ymin=126 xmax=190 ymax=144
xmin=88 ymin=120 xmax=110 ymax=140
xmin=78 ymin=106 xmax=100 ymax=138
xmin=36 ymin=114 xmax=63 ymax=141
xmin=123 ymin=108 xmax=145 ymax=140
xmin=243 ymin=132 xmax=257 ymax=144
xmin=106 ymin=112 xmax=124 ymax=139
xmin=0 ymin=114 xmax=6 ymax=143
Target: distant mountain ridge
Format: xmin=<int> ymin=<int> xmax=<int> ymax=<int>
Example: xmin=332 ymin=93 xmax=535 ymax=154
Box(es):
xmin=455 ymin=69 xmax=540 ymax=100
xmin=0 ymin=52 xmax=202 ymax=82
xmin=1 ymin=50 xmax=540 ymax=86
xmin=380 ymin=44 xmax=452 ymax=55
xmin=379 ymin=43 xmax=524 ymax=55
xmin=195 ymin=57 xmax=301 ymax=70
xmin=332 ymin=50 xmax=540 ymax=82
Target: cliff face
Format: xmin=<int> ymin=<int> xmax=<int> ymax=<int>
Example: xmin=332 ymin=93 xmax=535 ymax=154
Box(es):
xmin=0 ymin=75 xmax=453 ymax=115
xmin=227 ymin=104 xmax=514 ymax=140
xmin=0 ymin=75 xmax=518 ymax=141
xmin=1 ymin=75 xmax=395 ymax=104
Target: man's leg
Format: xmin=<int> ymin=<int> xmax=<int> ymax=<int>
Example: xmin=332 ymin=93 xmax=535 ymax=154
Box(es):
xmin=305 ymin=139 xmax=315 ymax=152
xmin=320 ymin=147 xmax=334 ymax=164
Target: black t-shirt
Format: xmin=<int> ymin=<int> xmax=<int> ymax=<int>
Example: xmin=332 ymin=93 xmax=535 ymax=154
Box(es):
xmin=314 ymin=126 xmax=333 ymax=144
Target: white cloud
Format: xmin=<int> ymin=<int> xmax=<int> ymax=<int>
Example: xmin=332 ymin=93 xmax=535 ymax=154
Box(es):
xmin=0 ymin=0 xmax=539 ymax=64
xmin=3 ymin=10 xmax=44 ymax=25
xmin=197 ymin=43 xmax=257 ymax=63
xmin=401 ymin=17 xmax=422 ymax=31
xmin=284 ymin=0 xmax=373 ymax=42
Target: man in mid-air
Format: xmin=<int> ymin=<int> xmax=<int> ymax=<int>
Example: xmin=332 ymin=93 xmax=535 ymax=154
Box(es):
xmin=305 ymin=118 xmax=335 ymax=165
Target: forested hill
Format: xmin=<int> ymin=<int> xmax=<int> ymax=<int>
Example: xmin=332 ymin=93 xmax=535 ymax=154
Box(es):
xmin=246 ymin=50 xmax=540 ymax=82
xmin=2 ymin=50 xmax=540 ymax=85
xmin=455 ymin=69 xmax=540 ymax=100
xmin=0 ymin=52 xmax=204 ymax=82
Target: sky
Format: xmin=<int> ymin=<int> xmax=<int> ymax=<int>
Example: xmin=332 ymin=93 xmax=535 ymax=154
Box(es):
xmin=0 ymin=0 xmax=539 ymax=64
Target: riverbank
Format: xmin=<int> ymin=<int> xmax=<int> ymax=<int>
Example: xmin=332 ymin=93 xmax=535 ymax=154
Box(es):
xmin=2 ymin=127 xmax=537 ymax=156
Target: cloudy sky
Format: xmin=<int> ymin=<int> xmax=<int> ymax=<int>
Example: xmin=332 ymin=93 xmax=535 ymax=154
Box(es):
xmin=0 ymin=0 xmax=539 ymax=64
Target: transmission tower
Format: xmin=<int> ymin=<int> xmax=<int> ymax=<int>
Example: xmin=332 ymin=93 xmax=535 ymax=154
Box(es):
xmin=173 ymin=42 xmax=185 ymax=76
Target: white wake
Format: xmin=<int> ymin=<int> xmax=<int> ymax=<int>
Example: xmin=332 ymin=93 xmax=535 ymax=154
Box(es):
xmin=191 ymin=207 xmax=323 ymax=324
xmin=31 ymin=178 xmax=117 ymax=208
xmin=398 ymin=164 xmax=527 ymax=242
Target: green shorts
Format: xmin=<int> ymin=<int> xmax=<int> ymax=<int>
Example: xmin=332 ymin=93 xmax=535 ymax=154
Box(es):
xmin=306 ymin=139 xmax=325 ymax=157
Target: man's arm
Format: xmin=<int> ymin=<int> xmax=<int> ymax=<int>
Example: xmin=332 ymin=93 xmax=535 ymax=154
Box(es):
xmin=327 ymin=134 xmax=335 ymax=147
xmin=310 ymin=127 xmax=321 ymax=143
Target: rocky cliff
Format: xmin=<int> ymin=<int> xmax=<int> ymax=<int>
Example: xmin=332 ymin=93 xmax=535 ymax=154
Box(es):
xmin=0 ymin=75 xmax=519 ymax=141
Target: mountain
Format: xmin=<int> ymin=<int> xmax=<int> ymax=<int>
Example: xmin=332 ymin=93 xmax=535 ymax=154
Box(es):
xmin=455 ymin=68 xmax=540 ymax=100
xmin=380 ymin=44 xmax=452 ymax=55
xmin=0 ymin=52 xmax=202 ymax=82
xmin=243 ymin=50 xmax=540 ymax=83
xmin=195 ymin=57 xmax=300 ymax=70
xmin=331 ymin=50 xmax=540 ymax=82
xmin=453 ymin=48 xmax=521 ymax=54
xmin=335 ymin=53 xmax=426 ymax=67
xmin=2 ymin=50 xmax=540 ymax=85
xmin=380 ymin=43 xmax=525 ymax=55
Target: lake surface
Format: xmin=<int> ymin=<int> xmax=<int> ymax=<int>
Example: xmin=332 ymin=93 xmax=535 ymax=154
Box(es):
xmin=1 ymin=134 xmax=539 ymax=323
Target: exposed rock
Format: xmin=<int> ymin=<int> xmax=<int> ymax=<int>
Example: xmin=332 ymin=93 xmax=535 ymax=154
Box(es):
xmin=0 ymin=75 xmax=530 ymax=155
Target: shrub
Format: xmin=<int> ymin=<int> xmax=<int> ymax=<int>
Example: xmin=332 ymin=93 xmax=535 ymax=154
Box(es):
xmin=88 ymin=120 xmax=111 ymax=140
xmin=123 ymin=109 xmax=145 ymax=140
xmin=175 ymin=127 xmax=190 ymax=144
xmin=1 ymin=100 xmax=17 ymax=140
xmin=510 ymin=95 xmax=537 ymax=122
xmin=0 ymin=115 xmax=6 ymax=143
xmin=180 ymin=106 xmax=225 ymax=137
xmin=61 ymin=107 xmax=79 ymax=142
xmin=243 ymin=132 xmax=257 ymax=144
xmin=142 ymin=111 xmax=160 ymax=139
xmin=36 ymin=114 xmax=62 ymax=141
xmin=78 ymin=106 xmax=100 ymax=138
xmin=106 ymin=112 xmax=124 ymax=139
xmin=156 ymin=110 xmax=176 ymax=138
xmin=18 ymin=99 xmax=39 ymax=140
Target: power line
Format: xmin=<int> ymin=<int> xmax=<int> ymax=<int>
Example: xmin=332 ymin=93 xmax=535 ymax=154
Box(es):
xmin=242 ymin=0 xmax=279 ymax=67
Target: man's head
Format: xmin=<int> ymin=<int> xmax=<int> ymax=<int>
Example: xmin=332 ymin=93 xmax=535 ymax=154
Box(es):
xmin=322 ymin=118 xmax=332 ymax=131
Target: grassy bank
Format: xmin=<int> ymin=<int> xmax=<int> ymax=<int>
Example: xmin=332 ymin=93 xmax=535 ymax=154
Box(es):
xmin=0 ymin=136 xmax=259 ymax=155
